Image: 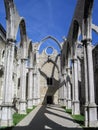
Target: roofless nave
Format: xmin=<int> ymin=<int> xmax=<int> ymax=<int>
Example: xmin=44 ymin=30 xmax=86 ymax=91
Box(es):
xmin=0 ymin=0 xmax=98 ymax=128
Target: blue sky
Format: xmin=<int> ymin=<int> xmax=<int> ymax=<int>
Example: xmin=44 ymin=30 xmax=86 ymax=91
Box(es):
xmin=0 ymin=0 xmax=98 ymax=47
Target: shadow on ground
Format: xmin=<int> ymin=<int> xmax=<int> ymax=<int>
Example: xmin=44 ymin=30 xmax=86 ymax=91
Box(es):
xmin=0 ymin=105 xmax=98 ymax=130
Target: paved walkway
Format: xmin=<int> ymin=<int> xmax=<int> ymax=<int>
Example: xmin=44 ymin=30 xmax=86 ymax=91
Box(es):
xmin=13 ymin=104 xmax=83 ymax=130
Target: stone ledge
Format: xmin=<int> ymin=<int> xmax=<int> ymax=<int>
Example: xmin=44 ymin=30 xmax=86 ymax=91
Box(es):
xmin=0 ymin=103 xmax=14 ymax=107
xmin=19 ymin=100 xmax=27 ymax=103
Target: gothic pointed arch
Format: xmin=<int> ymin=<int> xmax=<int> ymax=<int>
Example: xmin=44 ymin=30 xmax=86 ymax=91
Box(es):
xmin=19 ymin=18 xmax=27 ymax=45
xmin=92 ymin=24 xmax=98 ymax=34
xmin=40 ymin=58 xmax=59 ymax=74
xmin=71 ymin=20 xmax=80 ymax=57
xmin=28 ymin=40 xmax=33 ymax=57
xmin=4 ymin=0 xmax=28 ymax=56
xmin=38 ymin=35 xmax=61 ymax=52
xmin=27 ymin=40 xmax=33 ymax=67
xmin=72 ymin=20 xmax=79 ymax=41
xmin=4 ymin=0 xmax=21 ymax=40
xmin=84 ymin=0 xmax=94 ymax=19
xmin=66 ymin=42 xmax=71 ymax=66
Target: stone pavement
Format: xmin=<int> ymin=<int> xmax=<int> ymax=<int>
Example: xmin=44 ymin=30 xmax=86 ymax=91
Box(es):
xmin=12 ymin=104 xmax=83 ymax=130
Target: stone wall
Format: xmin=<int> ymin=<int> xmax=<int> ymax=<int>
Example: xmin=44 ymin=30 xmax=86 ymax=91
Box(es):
xmin=93 ymin=45 xmax=98 ymax=106
xmin=0 ymin=25 xmax=6 ymax=105
xmin=38 ymin=49 xmax=60 ymax=104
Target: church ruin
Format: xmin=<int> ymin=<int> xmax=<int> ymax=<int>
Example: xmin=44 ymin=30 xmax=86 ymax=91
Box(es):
xmin=0 ymin=0 xmax=98 ymax=127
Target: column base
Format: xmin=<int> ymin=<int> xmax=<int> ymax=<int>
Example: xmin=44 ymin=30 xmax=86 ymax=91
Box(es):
xmin=63 ymin=98 xmax=67 ymax=106
xmin=88 ymin=103 xmax=97 ymax=127
xmin=0 ymin=99 xmax=3 ymax=105
xmin=1 ymin=106 xmax=13 ymax=127
xmin=84 ymin=103 xmax=89 ymax=127
xmin=37 ymin=98 xmax=40 ymax=104
xmin=27 ymin=99 xmax=33 ymax=109
xmin=58 ymin=98 xmax=66 ymax=106
xmin=72 ymin=100 xmax=80 ymax=115
xmin=33 ymin=98 xmax=40 ymax=106
xmin=66 ymin=99 xmax=72 ymax=109
xmin=19 ymin=101 xmax=27 ymax=114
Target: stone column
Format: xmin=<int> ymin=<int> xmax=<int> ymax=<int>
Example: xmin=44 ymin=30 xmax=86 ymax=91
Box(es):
xmin=62 ymin=71 xmax=67 ymax=106
xmin=72 ymin=61 xmax=74 ymax=114
xmin=72 ymin=59 xmax=80 ymax=115
xmin=36 ymin=49 xmax=40 ymax=104
xmin=59 ymin=75 xmax=64 ymax=105
xmin=33 ymin=69 xmax=37 ymax=105
xmin=58 ymin=72 xmax=61 ymax=104
xmin=27 ymin=67 xmax=33 ymax=109
xmin=66 ymin=67 xmax=72 ymax=109
xmin=82 ymin=39 xmax=97 ymax=127
xmin=58 ymin=53 xmax=64 ymax=105
xmin=1 ymin=39 xmax=15 ymax=126
xmin=19 ymin=58 xmax=27 ymax=114
xmin=36 ymin=70 xmax=40 ymax=104
xmin=82 ymin=41 xmax=89 ymax=127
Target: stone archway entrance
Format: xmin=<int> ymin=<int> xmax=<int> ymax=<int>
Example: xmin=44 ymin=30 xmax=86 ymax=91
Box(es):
xmin=47 ymin=96 xmax=53 ymax=104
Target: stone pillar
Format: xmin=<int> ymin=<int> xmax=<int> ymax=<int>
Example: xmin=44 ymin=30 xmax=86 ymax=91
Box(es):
xmin=36 ymin=70 xmax=40 ymax=104
xmin=1 ymin=39 xmax=15 ymax=126
xmin=19 ymin=58 xmax=27 ymax=114
xmin=33 ymin=69 xmax=37 ymax=105
xmin=33 ymin=69 xmax=38 ymax=105
xmin=27 ymin=67 xmax=33 ymax=109
xmin=72 ymin=59 xmax=80 ymax=115
xmin=58 ymin=72 xmax=61 ymax=104
xmin=82 ymin=41 xmax=89 ymax=127
xmin=33 ymin=47 xmax=40 ymax=105
xmin=59 ymin=75 xmax=64 ymax=105
xmin=72 ymin=61 xmax=74 ymax=114
xmin=66 ymin=67 xmax=72 ymax=109
xmin=62 ymin=71 xmax=67 ymax=106
xmin=36 ymin=49 xmax=40 ymax=104
xmin=87 ymin=42 xmax=97 ymax=126
xmin=82 ymin=39 xmax=97 ymax=127
xmin=58 ymin=53 xmax=64 ymax=105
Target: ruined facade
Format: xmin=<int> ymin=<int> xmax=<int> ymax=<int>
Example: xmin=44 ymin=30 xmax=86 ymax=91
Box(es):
xmin=0 ymin=0 xmax=98 ymax=128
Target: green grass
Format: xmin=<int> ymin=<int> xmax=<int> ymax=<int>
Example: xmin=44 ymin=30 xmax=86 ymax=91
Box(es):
xmin=13 ymin=113 xmax=26 ymax=125
xmin=61 ymin=106 xmax=66 ymax=109
xmin=63 ymin=108 xmax=84 ymax=127
xmin=13 ymin=106 xmax=36 ymax=126
xmin=65 ymin=109 xmax=72 ymax=114
xmin=0 ymin=127 xmax=13 ymax=130
xmin=72 ymin=114 xmax=85 ymax=127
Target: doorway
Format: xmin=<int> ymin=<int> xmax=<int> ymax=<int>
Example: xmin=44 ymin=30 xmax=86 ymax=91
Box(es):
xmin=47 ymin=96 xmax=53 ymax=104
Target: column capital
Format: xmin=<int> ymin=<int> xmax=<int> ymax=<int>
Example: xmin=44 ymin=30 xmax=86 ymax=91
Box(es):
xmin=21 ymin=58 xmax=28 ymax=62
xmin=1 ymin=103 xmax=14 ymax=107
xmin=28 ymin=67 xmax=33 ymax=70
xmin=71 ymin=58 xmax=77 ymax=63
xmin=33 ymin=71 xmax=37 ymax=75
xmin=7 ymin=38 xmax=16 ymax=45
xmin=66 ymin=67 xmax=70 ymax=71
xmin=81 ymin=38 xmax=92 ymax=46
xmin=62 ymin=72 xmax=67 ymax=76
xmin=19 ymin=100 xmax=27 ymax=103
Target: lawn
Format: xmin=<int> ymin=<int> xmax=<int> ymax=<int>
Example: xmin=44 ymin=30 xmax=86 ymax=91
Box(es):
xmin=63 ymin=107 xmax=85 ymax=127
xmin=13 ymin=106 xmax=36 ymax=126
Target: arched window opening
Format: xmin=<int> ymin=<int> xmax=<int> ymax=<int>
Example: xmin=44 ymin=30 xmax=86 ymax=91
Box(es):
xmin=92 ymin=30 xmax=98 ymax=46
xmin=39 ymin=38 xmax=60 ymax=54
xmin=1 ymin=50 xmax=5 ymax=64
xmin=77 ymin=44 xmax=82 ymax=48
